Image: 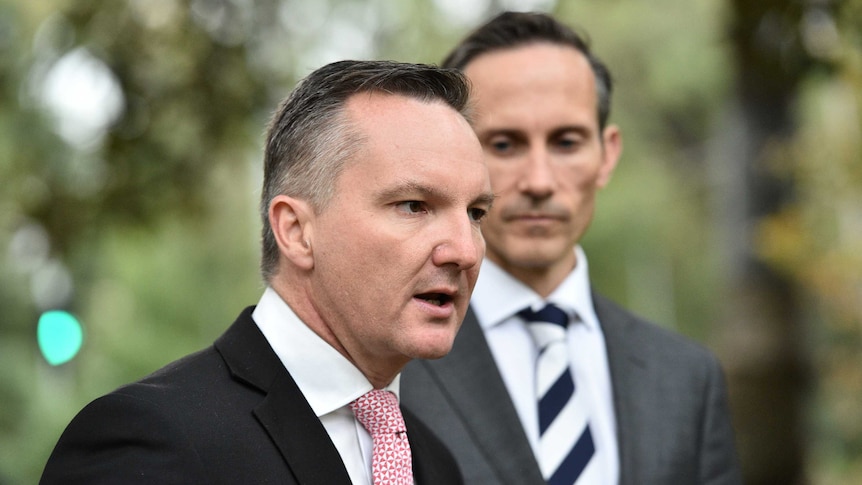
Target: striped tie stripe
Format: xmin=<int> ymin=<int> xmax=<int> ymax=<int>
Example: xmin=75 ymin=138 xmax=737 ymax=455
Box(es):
xmin=519 ymin=304 xmax=594 ymax=485
xmin=550 ymin=428 xmax=595 ymax=485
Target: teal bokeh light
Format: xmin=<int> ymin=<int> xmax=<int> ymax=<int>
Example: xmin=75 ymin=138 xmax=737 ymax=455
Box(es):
xmin=37 ymin=310 xmax=84 ymax=365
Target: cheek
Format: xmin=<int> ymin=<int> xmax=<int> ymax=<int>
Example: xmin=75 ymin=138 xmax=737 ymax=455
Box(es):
xmin=467 ymin=263 xmax=483 ymax=288
xmin=487 ymin=164 xmax=520 ymax=191
xmin=552 ymin=166 xmax=601 ymax=202
xmin=337 ymin=228 xmax=418 ymax=291
xmin=569 ymin=161 xmax=607 ymax=187
xmin=317 ymin=224 xmax=380 ymax=287
xmin=475 ymin=230 xmax=487 ymax=253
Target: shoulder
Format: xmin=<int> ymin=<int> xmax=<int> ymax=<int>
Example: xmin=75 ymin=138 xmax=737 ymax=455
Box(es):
xmin=595 ymin=294 xmax=742 ymax=483
xmin=594 ymin=292 xmax=724 ymax=377
xmin=41 ymin=344 xmax=255 ymax=484
xmin=40 ymin=349 xmax=221 ymax=484
xmin=63 ymin=344 xmax=228 ymax=428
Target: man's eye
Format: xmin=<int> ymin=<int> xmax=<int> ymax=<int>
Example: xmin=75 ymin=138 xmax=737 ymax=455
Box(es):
xmin=554 ymin=135 xmax=584 ymax=152
xmin=487 ymin=137 xmax=515 ymax=154
xmin=396 ymin=201 xmax=427 ymax=214
xmin=469 ymin=207 xmax=488 ymax=222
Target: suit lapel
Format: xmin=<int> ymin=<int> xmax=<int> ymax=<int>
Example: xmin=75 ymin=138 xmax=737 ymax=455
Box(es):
xmin=594 ymin=294 xmax=648 ymax=485
xmin=255 ymin=372 xmax=352 ymax=484
xmin=403 ymin=408 xmax=464 ymax=485
xmin=215 ymin=308 xmax=352 ymax=484
xmin=419 ymin=308 xmax=545 ymax=485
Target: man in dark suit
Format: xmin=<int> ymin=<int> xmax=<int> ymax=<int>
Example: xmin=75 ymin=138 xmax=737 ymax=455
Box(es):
xmin=401 ymin=12 xmax=743 ymax=485
xmin=40 ymin=59 xmax=494 ymax=484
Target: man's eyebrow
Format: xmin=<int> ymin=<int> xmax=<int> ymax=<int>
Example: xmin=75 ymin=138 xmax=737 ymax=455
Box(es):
xmin=377 ymin=181 xmax=495 ymax=207
xmin=473 ymin=191 xmax=496 ymax=209
xmin=376 ymin=181 xmax=438 ymax=201
xmin=477 ymin=125 xmax=592 ymax=139
xmin=550 ymin=125 xmax=592 ymax=138
xmin=476 ymin=128 xmax=525 ymax=139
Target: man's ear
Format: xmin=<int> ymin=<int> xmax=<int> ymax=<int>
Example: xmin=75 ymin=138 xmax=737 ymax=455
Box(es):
xmin=269 ymin=195 xmax=315 ymax=271
xmin=597 ymin=124 xmax=623 ymax=188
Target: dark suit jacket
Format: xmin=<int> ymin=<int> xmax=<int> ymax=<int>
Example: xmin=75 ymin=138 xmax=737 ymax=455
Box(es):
xmin=41 ymin=307 xmax=462 ymax=485
xmin=401 ymin=293 xmax=742 ymax=485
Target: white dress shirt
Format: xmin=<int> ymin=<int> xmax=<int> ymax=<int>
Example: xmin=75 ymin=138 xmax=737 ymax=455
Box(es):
xmin=471 ymin=245 xmax=619 ymax=485
xmin=252 ymin=287 xmax=398 ymax=485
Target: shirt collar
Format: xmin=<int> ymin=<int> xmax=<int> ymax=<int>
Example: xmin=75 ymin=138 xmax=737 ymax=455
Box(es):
xmin=252 ymin=287 xmax=400 ymax=417
xmin=472 ymin=245 xmax=599 ymax=331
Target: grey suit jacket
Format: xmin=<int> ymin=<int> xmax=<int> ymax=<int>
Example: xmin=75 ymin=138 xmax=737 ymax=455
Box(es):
xmin=401 ymin=293 xmax=742 ymax=484
xmin=41 ymin=307 xmax=462 ymax=485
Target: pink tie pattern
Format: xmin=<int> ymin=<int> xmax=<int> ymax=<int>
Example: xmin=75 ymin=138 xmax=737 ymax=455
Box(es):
xmin=350 ymin=389 xmax=414 ymax=485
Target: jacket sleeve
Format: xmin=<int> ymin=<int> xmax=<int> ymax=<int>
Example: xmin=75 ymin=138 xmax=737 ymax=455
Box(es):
xmin=699 ymin=355 xmax=744 ymax=485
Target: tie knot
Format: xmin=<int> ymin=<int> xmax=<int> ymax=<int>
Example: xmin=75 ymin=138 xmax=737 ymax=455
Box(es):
xmin=518 ymin=303 xmax=569 ymax=327
xmin=518 ymin=304 xmax=569 ymax=347
xmin=350 ymin=389 xmax=407 ymax=437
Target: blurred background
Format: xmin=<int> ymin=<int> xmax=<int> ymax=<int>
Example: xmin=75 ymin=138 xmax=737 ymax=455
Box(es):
xmin=0 ymin=0 xmax=859 ymax=483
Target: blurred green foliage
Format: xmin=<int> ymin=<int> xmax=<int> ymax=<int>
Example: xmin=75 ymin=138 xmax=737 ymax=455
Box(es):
xmin=0 ymin=0 xmax=859 ymax=484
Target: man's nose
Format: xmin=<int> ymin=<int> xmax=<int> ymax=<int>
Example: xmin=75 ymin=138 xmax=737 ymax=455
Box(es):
xmin=516 ymin=146 xmax=555 ymax=199
xmin=432 ymin=215 xmax=483 ymax=270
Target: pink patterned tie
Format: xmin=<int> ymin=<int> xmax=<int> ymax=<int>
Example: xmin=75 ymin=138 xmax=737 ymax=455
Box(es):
xmin=350 ymin=389 xmax=414 ymax=485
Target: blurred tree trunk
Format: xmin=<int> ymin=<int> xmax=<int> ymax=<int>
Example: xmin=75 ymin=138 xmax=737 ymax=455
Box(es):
xmin=709 ymin=1 xmax=814 ymax=483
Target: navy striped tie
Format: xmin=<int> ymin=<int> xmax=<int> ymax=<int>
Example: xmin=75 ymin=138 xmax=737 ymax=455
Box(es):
xmin=519 ymin=304 xmax=595 ymax=485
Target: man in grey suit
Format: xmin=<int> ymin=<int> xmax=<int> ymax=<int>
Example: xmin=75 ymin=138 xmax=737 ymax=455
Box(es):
xmin=401 ymin=12 xmax=743 ymax=485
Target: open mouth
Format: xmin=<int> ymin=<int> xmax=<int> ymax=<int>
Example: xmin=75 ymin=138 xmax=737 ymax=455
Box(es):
xmin=415 ymin=293 xmax=454 ymax=306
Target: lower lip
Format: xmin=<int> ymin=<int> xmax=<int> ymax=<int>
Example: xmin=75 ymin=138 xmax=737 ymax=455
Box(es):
xmin=515 ymin=216 xmax=558 ymax=222
xmin=413 ymin=297 xmax=456 ymax=319
xmin=512 ymin=217 xmax=560 ymax=235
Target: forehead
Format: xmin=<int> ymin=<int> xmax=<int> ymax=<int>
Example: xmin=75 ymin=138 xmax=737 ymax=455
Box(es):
xmin=338 ymin=92 xmax=488 ymax=195
xmin=463 ymin=43 xmax=599 ymax=132
xmin=344 ymin=92 xmax=469 ymax=147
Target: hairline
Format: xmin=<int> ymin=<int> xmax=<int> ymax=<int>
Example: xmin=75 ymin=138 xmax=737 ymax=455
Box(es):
xmin=442 ymin=14 xmax=613 ymax=131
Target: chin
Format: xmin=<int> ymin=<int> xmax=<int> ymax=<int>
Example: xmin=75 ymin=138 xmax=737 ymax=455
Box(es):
xmin=514 ymin=244 xmax=573 ymax=268
xmin=415 ymin=348 xmax=453 ymax=360
xmin=408 ymin=334 xmax=457 ymax=360
xmin=491 ymin=239 xmax=566 ymax=265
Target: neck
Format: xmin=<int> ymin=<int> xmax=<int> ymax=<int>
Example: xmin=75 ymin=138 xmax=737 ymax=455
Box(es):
xmin=269 ymin=279 xmax=404 ymax=390
xmin=489 ymin=255 xmax=577 ymax=299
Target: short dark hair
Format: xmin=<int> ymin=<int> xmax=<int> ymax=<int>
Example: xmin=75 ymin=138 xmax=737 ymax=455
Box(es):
xmin=260 ymin=60 xmax=472 ymax=281
xmin=443 ymin=11 xmax=613 ymax=130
